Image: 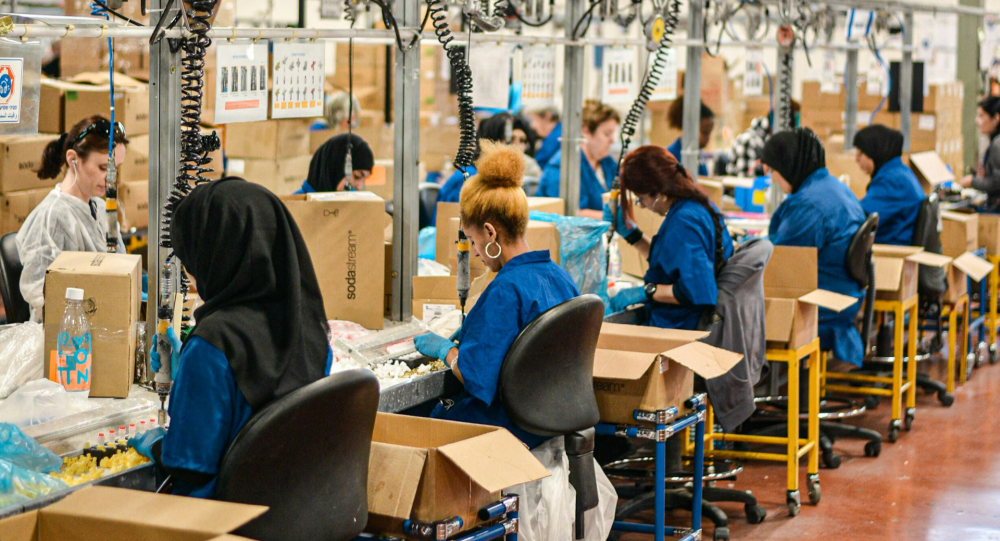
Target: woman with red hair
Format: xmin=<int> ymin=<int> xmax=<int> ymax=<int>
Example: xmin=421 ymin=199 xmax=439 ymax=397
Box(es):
xmin=607 ymin=146 xmax=733 ymax=330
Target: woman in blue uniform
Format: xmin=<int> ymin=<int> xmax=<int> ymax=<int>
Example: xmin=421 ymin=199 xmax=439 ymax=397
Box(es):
xmin=607 ymin=146 xmax=733 ymax=329
xmin=762 ymin=128 xmax=867 ymax=365
xmin=537 ymin=100 xmax=619 ymax=219
xmin=131 ymin=178 xmax=332 ymax=497
xmin=413 ymin=142 xmax=580 ymax=448
xmin=297 ymin=133 xmax=374 ymax=193
xmin=528 ymin=106 xmax=562 ymax=170
xmin=854 ymin=125 xmax=923 ymax=246
xmin=666 ymin=96 xmax=714 ymax=177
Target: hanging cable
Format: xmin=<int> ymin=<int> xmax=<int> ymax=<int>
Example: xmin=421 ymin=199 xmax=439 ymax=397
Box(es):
xmin=572 ymin=0 xmax=604 ymax=40
xmin=428 ymin=0 xmax=477 ymax=173
xmin=91 ymin=0 xmax=145 ymax=25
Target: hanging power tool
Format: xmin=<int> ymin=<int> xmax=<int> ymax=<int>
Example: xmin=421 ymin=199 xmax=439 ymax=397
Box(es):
xmin=89 ymin=0 xmax=124 ymax=254
xmin=154 ymin=260 xmax=176 ymax=424
xmin=774 ymin=22 xmax=796 ymax=133
xmin=456 ymin=229 xmax=471 ymax=320
xmin=606 ymin=0 xmax=680 ymax=269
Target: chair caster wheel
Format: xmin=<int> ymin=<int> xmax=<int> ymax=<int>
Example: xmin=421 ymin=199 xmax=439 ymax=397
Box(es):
xmin=807 ymin=475 xmax=821 ymax=505
xmin=977 ymin=342 xmax=989 ymax=367
xmin=864 ymin=396 xmax=880 ymax=410
xmin=904 ymin=409 xmax=915 ymax=431
xmin=745 ymin=504 xmax=766 ymax=524
xmin=990 ymin=343 xmax=999 ymax=365
xmin=864 ymin=440 xmax=881 ymax=457
xmin=714 ymin=526 xmax=730 ymax=541
xmin=821 ymin=451 xmax=841 ymax=469
xmin=888 ymin=425 xmax=900 ymax=443
xmin=938 ymin=391 xmax=955 ymax=407
xmin=787 ymin=490 xmax=801 ymax=517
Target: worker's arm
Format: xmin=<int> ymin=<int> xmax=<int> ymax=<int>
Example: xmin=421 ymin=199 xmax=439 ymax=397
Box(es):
xmin=445 ymin=348 xmax=463 ymax=383
xmin=579 ymin=208 xmax=603 ymax=220
xmin=649 ymin=284 xmax=680 ymax=305
xmin=631 ymin=234 xmax=652 ymax=260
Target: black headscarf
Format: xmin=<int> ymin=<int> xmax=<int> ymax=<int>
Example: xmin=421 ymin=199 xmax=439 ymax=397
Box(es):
xmin=853 ymin=125 xmax=903 ymax=176
xmin=760 ymin=128 xmax=826 ymax=193
xmin=307 ymin=133 xmax=375 ymax=192
xmin=173 ymin=178 xmax=330 ymax=412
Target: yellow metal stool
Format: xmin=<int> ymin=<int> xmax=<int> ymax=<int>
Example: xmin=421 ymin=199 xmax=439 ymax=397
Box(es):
xmin=941 ymin=295 xmax=970 ymax=391
xmin=824 ymin=294 xmax=918 ymax=442
xmin=699 ymin=338 xmax=821 ymax=517
xmin=983 ymin=255 xmax=1000 ymax=359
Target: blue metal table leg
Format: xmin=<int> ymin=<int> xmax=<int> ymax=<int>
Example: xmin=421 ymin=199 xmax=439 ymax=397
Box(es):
xmin=655 ymin=417 xmax=666 ymax=541
xmin=692 ymin=404 xmax=705 ymax=536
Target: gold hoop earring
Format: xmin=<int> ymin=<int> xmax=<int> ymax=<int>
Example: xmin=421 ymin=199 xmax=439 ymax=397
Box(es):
xmin=485 ymin=241 xmax=502 ymax=259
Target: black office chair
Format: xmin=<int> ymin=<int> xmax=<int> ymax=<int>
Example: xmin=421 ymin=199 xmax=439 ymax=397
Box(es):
xmin=215 ymin=370 xmax=380 ymax=541
xmin=0 ymin=233 xmax=28 ymax=324
xmin=499 ymin=294 xmax=603 ymax=540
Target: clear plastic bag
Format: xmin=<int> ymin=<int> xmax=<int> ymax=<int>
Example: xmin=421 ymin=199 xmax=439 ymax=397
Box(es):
xmin=0 ymin=423 xmax=62 ymax=473
xmin=418 ymin=257 xmax=450 ymax=277
xmin=0 ymin=323 xmax=44 ymax=399
xmin=0 ymin=458 xmax=68 ymax=508
xmin=529 ymin=211 xmax=612 ymax=310
xmin=507 ymin=437 xmax=617 ymax=541
xmin=0 ymin=379 xmax=99 ymax=428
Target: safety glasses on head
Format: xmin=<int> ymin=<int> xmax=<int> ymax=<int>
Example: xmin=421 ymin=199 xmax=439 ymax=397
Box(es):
xmin=75 ymin=120 xmax=126 ymax=144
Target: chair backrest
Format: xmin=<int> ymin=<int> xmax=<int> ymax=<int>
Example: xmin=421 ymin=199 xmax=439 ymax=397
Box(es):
xmin=0 ymin=233 xmax=28 ymax=324
xmin=216 ymin=370 xmax=380 ymax=541
xmin=846 ymin=213 xmax=879 ymax=286
xmin=912 ymin=193 xmax=948 ymax=296
xmin=499 ymin=295 xmax=603 ymax=437
xmin=418 ymin=183 xmax=440 ymax=223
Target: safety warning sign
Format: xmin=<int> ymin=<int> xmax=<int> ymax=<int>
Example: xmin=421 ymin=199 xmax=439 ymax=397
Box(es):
xmin=0 ymin=59 xmax=23 ymax=124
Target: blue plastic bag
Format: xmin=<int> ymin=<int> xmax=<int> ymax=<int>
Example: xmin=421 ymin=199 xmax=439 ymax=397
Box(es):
xmin=0 ymin=458 xmax=68 ymax=508
xmin=419 ymin=227 xmax=437 ymax=260
xmin=529 ymin=211 xmax=612 ymax=311
xmin=0 ymin=423 xmax=62 ymax=473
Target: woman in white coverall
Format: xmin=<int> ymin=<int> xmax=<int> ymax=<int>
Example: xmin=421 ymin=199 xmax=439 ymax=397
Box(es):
xmin=17 ymin=115 xmax=128 ymax=322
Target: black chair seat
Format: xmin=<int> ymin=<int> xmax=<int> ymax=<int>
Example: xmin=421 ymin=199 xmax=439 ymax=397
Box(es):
xmin=0 ymin=232 xmax=28 ymax=324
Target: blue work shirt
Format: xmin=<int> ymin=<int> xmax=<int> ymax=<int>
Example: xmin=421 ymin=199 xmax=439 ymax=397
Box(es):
xmin=860 ymin=157 xmax=924 ymax=246
xmin=293 ymin=180 xmax=317 ymax=194
xmin=645 ymin=199 xmax=733 ymax=330
xmin=161 ymin=337 xmax=333 ymax=498
xmin=534 ymin=123 xmax=562 ymax=170
xmin=431 ymin=250 xmax=580 ymax=449
xmin=769 ymin=168 xmax=867 ymax=365
xmin=537 ymin=150 xmax=616 ymax=212
xmin=667 ymin=137 xmax=710 ymax=177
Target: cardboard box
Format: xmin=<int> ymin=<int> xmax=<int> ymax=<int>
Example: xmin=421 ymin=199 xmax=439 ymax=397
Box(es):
xmin=232 ymin=156 xmax=311 ymax=195
xmin=527 ymin=196 xmax=565 ymax=215
xmin=63 ymin=75 xmax=150 ymax=136
xmin=43 ymin=252 xmax=142 ymax=398
xmin=445 ymin=218 xmax=561 ymax=274
xmin=946 ymin=252 xmax=994 ymax=304
xmin=0 ymin=486 xmax=263 ymax=541
xmin=592 ymin=322 xmax=742 ymax=425
xmin=2 ymin=187 xmax=52 ymax=234
xmin=366 ymin=413 xmax=549 ymax=535
xmin=119 ymin=180 xmax=148 ymax=230
xmin=941 ymin=211 xmax=978 ymax=258
xmin=0 ymin=135 xmax=61 ymax=193
xmin=39 ymin=79 xmax=71 ymax=134
xmin=698 ymin=179 xmax=724 ymax=208
xmin=225 ymin=119 xmax=313 ymax=160
xmin=420 ymin=124 xmax=461 ymax=172
xmin=872 ymin=245 xmax=951 ymax=302
xmin=434 ymin=202 xmax=461 ymax=267
xmin=281 ymin=193 xmax=388 ymax=329
xmin=616 ymin=206 xmax=665 ymax=278
xmin=908 ymin=151 xmax=954 ymax=194
xmin=60 ymin=39 xmax=109 ymax=79
xmin=979 ymin=214 xmax=1000 ymax=256
xmin=763 ymin=246 xmax=860 ymax=349
xmin=411 ymin=271 xmax=493 ymax=325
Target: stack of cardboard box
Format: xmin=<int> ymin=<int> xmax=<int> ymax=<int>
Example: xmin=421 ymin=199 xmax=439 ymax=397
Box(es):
xmin=0 ymin=135 xmax=61 ymax=235
xmin=226 ymin=119 xmax=314 ymax=195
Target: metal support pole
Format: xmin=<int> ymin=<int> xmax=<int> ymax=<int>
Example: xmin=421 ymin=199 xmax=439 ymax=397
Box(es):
xmin=959 ymin=0 xmax=984 ymax=170
xmin=844 ymin=49 xmax=859 ymax=151
xmin=560 ymin=0 xmax=585 ymax=216
xmin=899 ymin=11 xmax=914 ymax=151
xmin=681 ymin=0 xmax=704 ymax=179
xmin=146 ymin=0 xmax=182 ymax=361
xmin=391 ymin=0 xmax=420 ymax=321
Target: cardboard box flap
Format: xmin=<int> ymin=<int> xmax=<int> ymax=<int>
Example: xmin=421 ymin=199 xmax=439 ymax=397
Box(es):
xmin=798 ymin=289 xmax=860 ymax=312
xmin=662 ymin=342 xmax=743 ymax=379
xmin=46 ymin=251 xmax=142 ymax=275
xmin=46 ymin=486 xmax=267 ymax=534
xmin=910 ymin=151 xmax=954 ymax=185
xmin=764 ymin=246 xmax=818 ymax=298
xmin=873 ymin=245 xmax=924 ymax=258
xmin=953 ymin=252 xmax=994 ymax=281
xmin=764 ymin=298 xmax=796 ymax=342
xmin=437 ymin=429 xmax=551 ymax=493
xmin=904 ymin=251 xmax=952 ymax=268
xmin=875 ymin=257 xmax=905 ymax=291
xmin=942 ymin=211 xmax=977 ymax=223
xmin=368 ymin=442 xmax=427 ymax=520
xmin=597 ymin=322 xmax=708 ymax=355
xmin=413 ymin=276 xmax=457 ymax=299
xmin=373 ymin=413 xmax=494 ymax=448
xmin=593 ymin=349 xmax=657 ymax=381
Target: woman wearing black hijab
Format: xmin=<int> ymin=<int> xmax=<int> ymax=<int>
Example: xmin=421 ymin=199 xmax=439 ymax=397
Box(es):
xmin=131 ymin=178 xmax=332 ymax=498
xmin=762 ymin=128 xmax=868 ymax=366
xmin=298 ymin=133 xmax=375 ymax=193
xmin=854 ymin=125 xmax=924 ymax=245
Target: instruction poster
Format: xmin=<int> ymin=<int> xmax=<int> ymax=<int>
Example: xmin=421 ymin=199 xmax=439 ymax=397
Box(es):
xmin=469 ymin=43 xmax=511 ymax=110
xmin=648 ymin=48 xmax=677 ymax=102
xmin=271 ymin=42 xmax=326 ymax=119
xmin=821 ymin=50 xmax=839 ymax=94
xmin=601 ymin=47 xmax=636 ymax=105
xmin=521 ymin=45 xmax=556 ymax=109
xmin=743 ymin=47 xmax=764 ymax=97
xmin=0 ymin=58 xmax=23 ymax=124
xmin=214 ymin=41 xmax=269 ymax=124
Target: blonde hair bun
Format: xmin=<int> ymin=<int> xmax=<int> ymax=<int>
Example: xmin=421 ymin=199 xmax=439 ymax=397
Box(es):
xmin=473 ymin=141 xmax=524 ymax=190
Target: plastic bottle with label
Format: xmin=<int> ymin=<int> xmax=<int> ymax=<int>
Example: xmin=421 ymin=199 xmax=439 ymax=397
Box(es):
xmin=56 ymin=288 xmax=91 ymax=397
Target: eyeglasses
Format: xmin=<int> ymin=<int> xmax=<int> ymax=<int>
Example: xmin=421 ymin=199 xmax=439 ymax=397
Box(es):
xmin=635 ymin=194 xmax=655 ymax=209
xmin=75 ymin=120 xmax=126 ymax=144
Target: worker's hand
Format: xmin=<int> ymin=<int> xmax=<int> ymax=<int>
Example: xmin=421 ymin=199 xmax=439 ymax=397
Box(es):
xmin=602 ymin=204 xmax=642 ymax=245
xmin=958 ymin=174 xmax=974 ymax=189
xmin=609 ymin=286 xmax=648 ymax=314
xmin=414 ymin=332 xmax=456 ymax=362
xmin=129 ymin=427 xmax=166 ymax=460
xmin=150 ymin=327 xmax=183 ymax=381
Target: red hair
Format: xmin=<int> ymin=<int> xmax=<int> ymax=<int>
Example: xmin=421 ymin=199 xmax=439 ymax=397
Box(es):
xmin=618 ymin=145 xmax=713 ymax=223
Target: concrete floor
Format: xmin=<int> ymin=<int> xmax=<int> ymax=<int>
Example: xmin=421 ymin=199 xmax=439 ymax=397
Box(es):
xmin=617 ymin=357 xmax=1000 ymax=541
